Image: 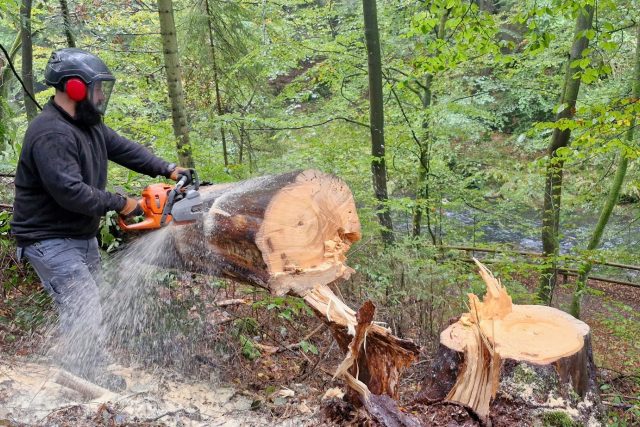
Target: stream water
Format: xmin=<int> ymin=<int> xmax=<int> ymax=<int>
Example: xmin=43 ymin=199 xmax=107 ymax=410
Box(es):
xmin=437 ymin=204 xmax=640 ymax=282
xmin=441 ymin=206 xmax=640 ymax=253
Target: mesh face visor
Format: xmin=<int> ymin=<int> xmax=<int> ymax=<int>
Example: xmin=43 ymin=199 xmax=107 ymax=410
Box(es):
xmin=88 ymin=79 xmax=115 ymax=114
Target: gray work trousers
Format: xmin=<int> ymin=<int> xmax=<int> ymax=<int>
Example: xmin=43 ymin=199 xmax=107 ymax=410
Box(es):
xmin=23 ymin=237 xmax=107 ymax=377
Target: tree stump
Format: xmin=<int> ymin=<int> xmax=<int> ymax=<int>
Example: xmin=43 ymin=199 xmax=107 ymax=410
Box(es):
xmin=417 ymin=260 xmax=602 ymax=426
xmin=168 ymin=169 xmax=419 ymax=397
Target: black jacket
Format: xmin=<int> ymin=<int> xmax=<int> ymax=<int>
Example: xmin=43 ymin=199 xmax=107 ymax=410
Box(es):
xmin=11 ymin=100 xmax=171 ymax=246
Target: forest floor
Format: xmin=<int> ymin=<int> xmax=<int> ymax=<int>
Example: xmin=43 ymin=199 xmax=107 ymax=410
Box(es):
xmin=0 ymin=269 xmax=638 ymax=426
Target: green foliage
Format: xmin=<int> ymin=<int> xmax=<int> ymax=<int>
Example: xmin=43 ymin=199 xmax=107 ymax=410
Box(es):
xmin=99 ymin=211 xmax=122 ymax=253
xmin=253 ymin=295 xmax=313 ymax=321
xmin=231 ymin=317 xmax=261 ymax=360
xmin=237 ymin=333 xmax=261 ymax=361
xmin=541 ymin=411 xmax=579 ymax=427
xmin=299 ymin=340 xmax=318 ymax=355
xmin=599 ymin=301 xmax=640 ymax=370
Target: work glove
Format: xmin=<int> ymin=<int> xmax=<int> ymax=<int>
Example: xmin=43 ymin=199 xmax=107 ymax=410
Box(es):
xmin=169 ymin=166 xmax=194 ymax=185
xmin=119 ymin=197 xmax=144 ymax=218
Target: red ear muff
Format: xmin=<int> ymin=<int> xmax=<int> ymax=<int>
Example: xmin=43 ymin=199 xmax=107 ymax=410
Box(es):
xmin=65 ymin=78 xmax=87 ymax=102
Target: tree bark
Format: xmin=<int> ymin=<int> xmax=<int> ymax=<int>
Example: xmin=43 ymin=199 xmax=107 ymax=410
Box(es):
xmin=167 ymin=169 xmax=419 ymax=396
xmin=363 ymin=0 xmax=394 ymax=246
xmin=59 ymin=0 xmax=76 ymax=47
xmin=416 ymin=263 xmax=601 ymax=425
xmin=171 ymin=169 xmax=362 ymax=293
xmin=20 ymin=0 xmax=37 ymax=122
xmin=157 ymin=0 xmax=194 ymax=167
xmin=538 ymin=5 xmax=594 ymax=304
xmin=571 ymin=23 xmax=640 ymax=318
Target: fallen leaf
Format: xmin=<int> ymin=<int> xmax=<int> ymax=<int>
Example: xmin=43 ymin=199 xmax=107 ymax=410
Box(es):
xmin=298 ymin=401 xmax=312 ymax=414
xmin=322 ymin=387 xmax=344 ymax=400
xmin=275 ymin=388 xmax=295 ymax=398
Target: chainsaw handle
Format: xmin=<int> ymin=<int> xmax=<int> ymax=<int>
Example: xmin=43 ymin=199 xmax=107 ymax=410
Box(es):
xmin=117 ymin=215 xmax=169 ymax=231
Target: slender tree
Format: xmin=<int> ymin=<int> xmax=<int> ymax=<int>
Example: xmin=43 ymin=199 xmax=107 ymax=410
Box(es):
xmin=537 ymin=4 xmax=594 ymax=304
xmin=412 ymin=8 xmax=450 ymax=242
xmin=204 ymin=0 xmax=228 ymax=167
xmin=20 ymin=0 xmax=37 ymax=122
xmin=157 ymin=0 xmax=194 ymax=167
xmin=0 ymin=31 xmax=22 ymax=151
xmin=59 ymin=0 xmax=76 ymax=48
xmin=571 ymin=23 xmax=640 ymax=318
xmin=363 ymin=0 xmax=394 ymax=246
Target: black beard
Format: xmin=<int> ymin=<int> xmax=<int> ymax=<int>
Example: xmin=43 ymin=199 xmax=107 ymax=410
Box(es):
xmin=75 ymin=100 xmax=102 ymax=126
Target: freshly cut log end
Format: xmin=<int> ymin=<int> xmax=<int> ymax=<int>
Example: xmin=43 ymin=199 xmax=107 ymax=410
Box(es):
xmin=253 ymin=169 xmax=361 ymax=295
xmin=446 ymin=304 xmax=589 ymax=366
xmin=172 ymin=169 xmax=361 ymax=295
xmin=419 ymin=261 xmax=602 ymax=426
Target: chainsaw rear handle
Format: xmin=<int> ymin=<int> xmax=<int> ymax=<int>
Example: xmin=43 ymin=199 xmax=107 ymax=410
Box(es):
xmin=117 ymin=183 xmax=173 ymax=231
xmin=117 ymin=214 xmax=171 ymax=231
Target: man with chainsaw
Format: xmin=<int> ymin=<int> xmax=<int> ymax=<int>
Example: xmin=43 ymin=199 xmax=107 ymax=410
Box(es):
xmin=10 ymin=47 xmax=193 ymax=391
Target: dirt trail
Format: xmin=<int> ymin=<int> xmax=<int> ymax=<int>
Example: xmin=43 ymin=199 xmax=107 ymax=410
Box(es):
xmin=0 ymin=357 xmax=310 ymax=426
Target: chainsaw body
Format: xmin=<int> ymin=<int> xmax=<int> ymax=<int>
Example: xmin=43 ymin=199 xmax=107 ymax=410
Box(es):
xmin=118 ymin=172 xmax=203 ymax=232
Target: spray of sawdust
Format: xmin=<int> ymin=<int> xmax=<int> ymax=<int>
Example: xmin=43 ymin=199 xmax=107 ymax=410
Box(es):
xmin=33 ymin=225 xmax=224 ymax=384
xmin=35 ymin=173 xmax=306 ymax=383
xmin=100 ymin=226 xmax=218 ymax=373
xmin=204 ymin=175 xmax=272 ymax=236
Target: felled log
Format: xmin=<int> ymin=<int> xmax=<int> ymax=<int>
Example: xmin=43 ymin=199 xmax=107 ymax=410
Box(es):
xmin=172 ymin=169 xmax=360 ymax=293
xmin=355 ymin=260 xmax=602 ymax=426
xmin=168 ymin=169 xmax=419 ymax=397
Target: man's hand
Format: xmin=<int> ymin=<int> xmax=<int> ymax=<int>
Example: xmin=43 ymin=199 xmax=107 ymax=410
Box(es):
xmin=169 ymin=167 xmax=194 ymax=185
xmin=119 ymin=197 xmax=143 ymax=218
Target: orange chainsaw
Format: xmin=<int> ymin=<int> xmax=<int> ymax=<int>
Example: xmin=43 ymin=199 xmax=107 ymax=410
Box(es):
xmin=117 ymin=171 xmax=203 ymax=231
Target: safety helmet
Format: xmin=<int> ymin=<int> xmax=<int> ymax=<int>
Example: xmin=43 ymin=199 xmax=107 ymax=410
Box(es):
xmin=45 ymin=48 xmax=115 ymax=115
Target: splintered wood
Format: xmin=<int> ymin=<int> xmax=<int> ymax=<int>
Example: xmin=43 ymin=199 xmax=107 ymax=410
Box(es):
xmin=444 ymin=260 xmax=506 ymax=418
xmin=345 ymin=261 xmax=602 ymax=426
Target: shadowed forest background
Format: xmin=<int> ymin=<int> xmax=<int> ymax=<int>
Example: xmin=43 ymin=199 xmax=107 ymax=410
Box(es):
xmin=0 ymin=0 xmax=638 ymax=425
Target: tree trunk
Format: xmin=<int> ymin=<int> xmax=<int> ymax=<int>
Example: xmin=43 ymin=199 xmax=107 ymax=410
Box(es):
xmin=412 ymin=9 xmax=449 ymax=241
xmin=157 ymin=0 xmax=194 ymax=167
xmin=20 ymin=0 xmax=37 ymax=122
xmin=0 ymin=31 xmax=22 ymax=152
xmin=571 ymin=23 xmax=640 ymax=318
xmin=363 ymin=0 xmax=394 ymax=246
xmin=333 ymin=262 xmax=602 ymax=426
xmin=538 ymin=5 xmax=594 ymax=304
xmin=59 ymin=0 xmax=76 ymax=47
xmin=204 ymin=0 xmax=229 ymax=167
xmin=167 ymin=169 xmax=419 ymax=396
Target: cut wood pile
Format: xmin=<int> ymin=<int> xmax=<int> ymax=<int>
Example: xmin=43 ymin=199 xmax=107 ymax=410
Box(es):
xmin=165 ymin=169 xmax=602 ymax=426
